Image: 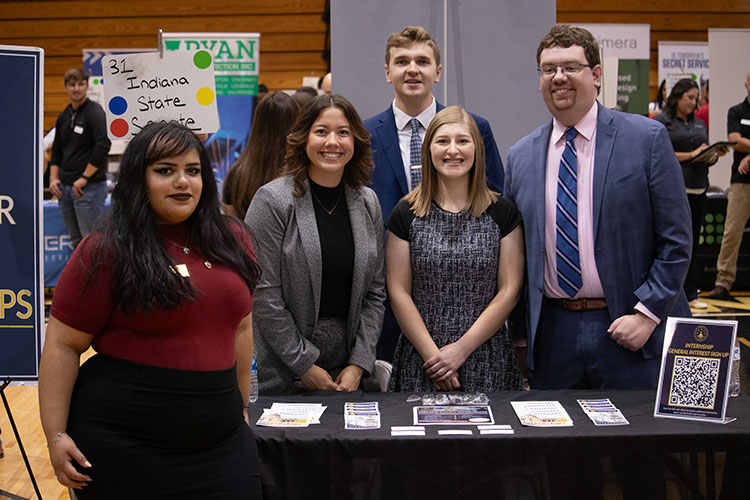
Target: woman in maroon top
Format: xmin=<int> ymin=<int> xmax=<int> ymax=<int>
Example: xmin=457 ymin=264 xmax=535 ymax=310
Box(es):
xmin=39 ymin=122 xmax=262 ymax=499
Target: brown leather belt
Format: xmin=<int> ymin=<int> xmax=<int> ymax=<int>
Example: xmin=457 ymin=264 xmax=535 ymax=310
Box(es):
xmin=544 ymin=297 xmax=607 ymax=312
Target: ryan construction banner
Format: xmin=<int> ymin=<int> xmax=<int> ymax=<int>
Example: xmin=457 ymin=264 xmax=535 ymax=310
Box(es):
xmin=161 ymin=33 xmax=260 ymax=186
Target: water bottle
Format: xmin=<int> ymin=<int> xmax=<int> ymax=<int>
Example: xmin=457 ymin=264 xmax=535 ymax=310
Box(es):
xmin=729 ymin=338 xmax=741 ymax=397
xmin=249 ymin=355 xmax=259 ymax=403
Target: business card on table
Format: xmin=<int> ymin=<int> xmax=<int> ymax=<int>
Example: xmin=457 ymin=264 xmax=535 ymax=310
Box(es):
xmin=477 ymin=424 xmax=514 ymax=435
xmin=391 ymin=425 xmax=425 ymax=436
xmin=437 ymin=429 xmax=473 ymax=436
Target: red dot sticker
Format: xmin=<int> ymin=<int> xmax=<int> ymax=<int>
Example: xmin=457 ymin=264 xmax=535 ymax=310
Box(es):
xmin=110 ymin=118 xmax=129 ymax=138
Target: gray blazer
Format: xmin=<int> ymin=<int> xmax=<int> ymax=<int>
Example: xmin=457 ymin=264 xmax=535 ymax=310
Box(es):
xmin=245 ymin=175 xmax=386 ymax=394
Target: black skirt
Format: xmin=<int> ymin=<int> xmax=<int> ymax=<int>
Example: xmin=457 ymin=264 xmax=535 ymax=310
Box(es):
xmin=67 ymin=354 xmax=261 ymax=500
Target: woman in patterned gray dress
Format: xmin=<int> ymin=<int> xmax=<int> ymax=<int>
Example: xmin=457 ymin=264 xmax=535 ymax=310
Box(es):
xmin=386 ymin=106 xmax=525 ymax=392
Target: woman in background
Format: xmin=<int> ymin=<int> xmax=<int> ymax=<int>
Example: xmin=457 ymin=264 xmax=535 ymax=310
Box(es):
xmin=245 ymin=94 xmax=385 ymax=394
xmin=386 ymin=106 xmax=525 ymax=392
xmin=223 ymin=91 xmax=299 ymax=218
xmin=654 ymin=78 xmax=727 ymax=309
xmin=39 ymin=122 xmax=262 ymax=499
xmin=649 ymin=79 xmax=667 ymax=117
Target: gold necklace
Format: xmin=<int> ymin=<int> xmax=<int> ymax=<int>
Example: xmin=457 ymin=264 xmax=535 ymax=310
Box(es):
xmin=311 ymin=188 xmax=341 ymax=215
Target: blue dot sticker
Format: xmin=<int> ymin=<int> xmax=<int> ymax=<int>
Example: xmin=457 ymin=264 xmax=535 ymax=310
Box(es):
xmin=108 ymin=96 xmax=127 ymax=115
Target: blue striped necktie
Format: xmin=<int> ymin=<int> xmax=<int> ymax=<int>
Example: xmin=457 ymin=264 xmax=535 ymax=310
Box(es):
xmin=556 ymin=127 xmax=582 ymax=297
xmin=409 ymin=118 xmax=422 ymax=189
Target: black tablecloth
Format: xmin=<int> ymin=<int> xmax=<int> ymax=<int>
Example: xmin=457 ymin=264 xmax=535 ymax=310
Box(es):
xmin=248 ymin=390 xmax=750 ymax=500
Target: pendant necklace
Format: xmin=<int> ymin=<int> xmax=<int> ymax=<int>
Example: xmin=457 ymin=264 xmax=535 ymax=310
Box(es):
xmin=163 ymin=233 xmax=190 ymax=255
xmin=163 ymin=233 xmax=213 ymax=270
xmin=311 ymin=188 xmax=341 ymax=215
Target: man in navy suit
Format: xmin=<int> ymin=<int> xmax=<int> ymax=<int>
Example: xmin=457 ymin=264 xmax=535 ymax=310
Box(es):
xmin=364 ymin=26 xmax=505 ymax=361
xmin=363 ymin=25 xmax=504 ymax=223
xmin=505 ymin=25 xmax=691 ymax=391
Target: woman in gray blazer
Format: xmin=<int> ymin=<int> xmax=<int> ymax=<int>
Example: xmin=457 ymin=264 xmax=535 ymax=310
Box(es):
xmin=245 ymin=94 xmax=386 ymax=394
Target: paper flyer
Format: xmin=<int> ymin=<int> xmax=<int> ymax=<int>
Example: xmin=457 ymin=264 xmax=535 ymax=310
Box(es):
xmin=511 ymin=401 xmax=573 ymax=427
xmin=413 ymin=405 xmax=494 ymax=425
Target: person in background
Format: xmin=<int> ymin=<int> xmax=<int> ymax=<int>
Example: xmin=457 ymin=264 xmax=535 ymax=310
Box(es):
xmin=695 ymin=79 xmax=709 ymax=133
xmin=708 ymin=72 xmax=750 ymax=300
xmin=319 ymin=72 xmax=332 ymax=94
xmin=386 ymin=106 xmax=524 ymax=392
xmin=39 ymin=122 xmax=262 ymax=499
xmin=649 ymin=79 xmax=667 ymax=117
xmin=48 ymin=68 xmax=111 ymax=248
xmin=223 ymin=91 xmax=300 ymax=218
xmin=293 ymin=86 xmax=318 ymax=111
xmin=654 ymin=78 xmax=728 ymax=310
xmin=246 ymin=94 xmax=385 ymax=394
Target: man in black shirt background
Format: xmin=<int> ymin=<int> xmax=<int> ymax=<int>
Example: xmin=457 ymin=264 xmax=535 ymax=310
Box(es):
xmin=49 ymin=68 xmax=110 ymax=248
xmin=709 ymin=72 xmax=750 ymax=299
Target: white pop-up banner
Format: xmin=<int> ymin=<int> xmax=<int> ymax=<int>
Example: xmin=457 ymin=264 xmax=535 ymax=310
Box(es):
xmin=575 ymin=23 xmax=651 ymax=115
xmin=657 ymin=41 xmax=709 ymax=96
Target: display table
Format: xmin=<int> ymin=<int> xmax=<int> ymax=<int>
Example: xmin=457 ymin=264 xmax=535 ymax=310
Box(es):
xmin=248 ymin=390 xmax=750 ymax=500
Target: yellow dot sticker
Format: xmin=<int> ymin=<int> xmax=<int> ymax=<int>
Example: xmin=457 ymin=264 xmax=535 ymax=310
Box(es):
xmin=196 ymin=87 xmax=215 ymax=106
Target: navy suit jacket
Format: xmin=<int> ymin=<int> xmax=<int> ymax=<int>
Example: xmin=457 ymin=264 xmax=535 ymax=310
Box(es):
xmin=364 ymin=102 xmax=505 ymax=221
xmin=505 ymin=103 xmax=692 ymax=370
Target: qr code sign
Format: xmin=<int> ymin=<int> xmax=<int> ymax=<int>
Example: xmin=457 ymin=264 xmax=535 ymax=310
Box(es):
xmin=668 ymin=356 xmax=720 ymax=409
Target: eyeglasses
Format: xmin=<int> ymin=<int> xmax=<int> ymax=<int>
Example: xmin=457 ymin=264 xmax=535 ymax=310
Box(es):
xmin=537 ymin=62 xmax=590 ymax=78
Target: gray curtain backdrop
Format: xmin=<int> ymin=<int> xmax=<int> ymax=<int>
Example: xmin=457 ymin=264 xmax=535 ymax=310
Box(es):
xmin=331 ymin=0 xmax=556 ymax=163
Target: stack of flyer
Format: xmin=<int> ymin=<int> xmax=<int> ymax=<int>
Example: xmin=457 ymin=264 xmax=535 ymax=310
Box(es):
xmin=344 ymin=401 xmax=381 ymax=430
xmin=577 ymin=398 xmax=629 ymax=426
xmin=256 ymin=403 xmax=327 ymax=428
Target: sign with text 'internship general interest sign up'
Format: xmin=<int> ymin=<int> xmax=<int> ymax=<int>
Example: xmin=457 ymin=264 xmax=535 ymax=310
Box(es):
xmin=102 ymin=50 xmax=219 ymax=140
xmin=0 ymin=45 xmax=45 ymax=381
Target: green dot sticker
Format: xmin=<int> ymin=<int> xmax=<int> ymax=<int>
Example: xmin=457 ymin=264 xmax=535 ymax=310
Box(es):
xmin=705 ymin=213 xmax=714 ymax=223
xmin=718 ymin=235 xmax=723 ymax=244
xmin=706 ymin=235 xmax=715 ymax=245
xmin=717 ymin=224 xmax=724 ymax=234
xmin=699 ymin=236 xmax=704 ymax=245
xmin=716 ymin=214 xmax=725 ymax=223
xmin=193 ymin=50 xmax=212 ymax=69
xmin=705 ymin=224 xmax=714 ymax=234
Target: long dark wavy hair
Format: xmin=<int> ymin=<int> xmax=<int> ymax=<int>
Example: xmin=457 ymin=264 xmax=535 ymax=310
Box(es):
xmin=283 ymin=94 xmax=373 ymax=197
xmin=664 ymin=78 xmax=699 ymax=121
xmin=224 ymin=91 xmax=299 ymax=218
xmin=84 ymin=121 xmax=261 ymax=315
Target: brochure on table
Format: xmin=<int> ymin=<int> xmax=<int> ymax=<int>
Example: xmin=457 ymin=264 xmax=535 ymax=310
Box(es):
xmin=256 ymin=403 xmax=327 ymax=427
xmin=511 ymin=401 xmax=574 ymax=427
xmin=654 ymin=317 xmax=737 ymax=424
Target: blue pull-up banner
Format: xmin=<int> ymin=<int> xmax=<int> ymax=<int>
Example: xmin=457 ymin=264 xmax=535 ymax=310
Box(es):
xmin=0 ymin=45 xmax=45 ymax=381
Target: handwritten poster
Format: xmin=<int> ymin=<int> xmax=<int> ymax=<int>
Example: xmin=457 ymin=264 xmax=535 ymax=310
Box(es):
xmin=102 ymin=50 xmax=219 ymax=140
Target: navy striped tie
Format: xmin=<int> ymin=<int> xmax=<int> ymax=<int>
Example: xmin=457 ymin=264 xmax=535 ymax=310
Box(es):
xmin=409 ymin=118 xmax=422 ymax=189
xmin=556 ymin=127 xmax=582 ymax=297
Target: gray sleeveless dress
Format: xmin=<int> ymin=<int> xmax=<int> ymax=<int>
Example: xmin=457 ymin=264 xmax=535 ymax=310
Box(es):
xmin=387 ymin=200 xmax=524 ymax=393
